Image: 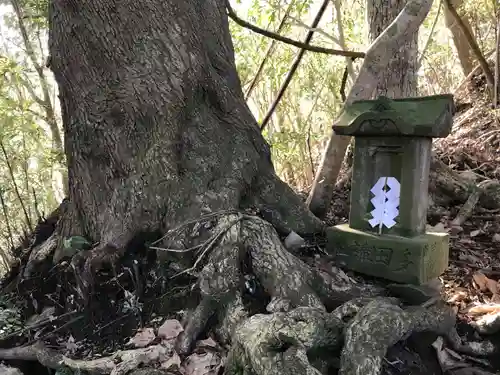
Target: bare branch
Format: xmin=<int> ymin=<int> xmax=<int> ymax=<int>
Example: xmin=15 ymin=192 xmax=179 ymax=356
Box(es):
xmin=287 ymin=15 xmax=341 ymax=45
xmin=226 ymin=0 xmax=365 ymax=59
xmin=417 ymin=0 xmax=443 ymax=70
xmin=0 ymin=140 xmax=33 ymax=231
xmin=333 ymin=0 xmax=355 ymax=84
xmin=244 ymin=0 xmax=297 ymax=100
xmin=16 ymin=73 xmax=45 ymax=107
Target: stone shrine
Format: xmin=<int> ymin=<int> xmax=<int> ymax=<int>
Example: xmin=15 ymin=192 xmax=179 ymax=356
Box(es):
xmin=326 ymin=94 xmax=454 ymax=285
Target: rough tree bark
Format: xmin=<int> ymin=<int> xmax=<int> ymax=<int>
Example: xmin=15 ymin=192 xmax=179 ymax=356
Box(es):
xmin=20 ymin=0 xmax=479 ymax=374
xmin=307 ymin=0 xmax=431 ymax=218
xmin=48 ymin=0 xmax=323 ymax=264
xmin=367 ymin=0 xmax=418 ymax=97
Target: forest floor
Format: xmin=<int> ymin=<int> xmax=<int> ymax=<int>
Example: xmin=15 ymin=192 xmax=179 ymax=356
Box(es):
xmin=0 ymin=66 xmax=498 ymax=375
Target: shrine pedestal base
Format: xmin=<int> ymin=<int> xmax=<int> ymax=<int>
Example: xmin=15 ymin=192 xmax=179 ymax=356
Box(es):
xmin=326 ymin=224 xmax=449 ymax=285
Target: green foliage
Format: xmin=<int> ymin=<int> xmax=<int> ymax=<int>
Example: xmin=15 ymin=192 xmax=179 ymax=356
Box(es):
xmin=0 ymin=0 xmax=496 ymax=273
xmin=0 ymin=296 xmax=22 ymax=336
xmin=0 ymin=0 xmax=60 ymax=269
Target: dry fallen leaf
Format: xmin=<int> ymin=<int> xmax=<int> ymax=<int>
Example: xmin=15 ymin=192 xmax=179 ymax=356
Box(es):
xmin=447 ymin=290 xmax=468 ymax=303
xmin=158 ymin=319 xmax=184 ymax=340
xmin=486 ymin=279 xmax=498 ymax=295
xmin=128 ymin=327 xmax=156 ymax=348
xmin=161 ymin=352 xmax=182 ymax=370
xmin=470 ymin=229 xmax=481 ymax=237
xmin=492 ymin=234 xmax=500 ymax=243
xmin=65 ymin=334 xmax=79 ymax=355
xmin=468 ymin=304 xmax=500 ymax=316
xmin=472 ymin=272 xmax=489 ymax=292
xmin=197 ymin=337 xmax=219 ymax=349
xmin=182 ymin=351 xmax=223 ymax=375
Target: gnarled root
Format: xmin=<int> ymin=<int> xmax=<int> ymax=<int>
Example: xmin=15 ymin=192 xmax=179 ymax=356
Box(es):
xmin=339 ymin=298 xmax=455 ymax=375
xmin=224 ymin=307 xmax=344 ymax=375
xmin=175 ymin=213 xmax=380 ymax=355
xmin=226 ymin=297 xmax=479 ymax=375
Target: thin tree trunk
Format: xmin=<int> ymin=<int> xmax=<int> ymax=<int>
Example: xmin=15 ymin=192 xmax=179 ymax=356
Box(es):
xmin=0 ymin=140 xmax=33 ymax=231
xmin=444 ymin=0 xmax=495 ymax=93
xmin=444 ymin=0 xmax=475 ymax=75
xmin=333 ymin=0 xmax=355 ymax=85
xmin=367 ymin=0 xmax=418 ymax=97
xmin=10 ymin=0 xmax=63 ymax=156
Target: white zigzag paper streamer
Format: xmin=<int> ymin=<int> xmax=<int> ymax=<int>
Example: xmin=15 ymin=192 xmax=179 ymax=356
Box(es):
xmin=368 ymin=177 xmax=400 ymax=229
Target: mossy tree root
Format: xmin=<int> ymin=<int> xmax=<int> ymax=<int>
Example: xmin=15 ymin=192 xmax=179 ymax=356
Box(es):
xmin=175 ymin=213 xmax=380 ymax=355
xmin=224 ymin=298 xmax=477 ymax=375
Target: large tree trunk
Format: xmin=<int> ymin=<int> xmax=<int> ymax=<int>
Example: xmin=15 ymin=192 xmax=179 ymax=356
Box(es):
xmin=48 ymin=0 xmax=324 ymax=264
xmin=2 ymin=1 xmax=478 ymax=374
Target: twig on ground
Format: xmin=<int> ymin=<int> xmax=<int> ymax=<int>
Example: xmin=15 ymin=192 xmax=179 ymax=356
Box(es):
xmin=149 ymin=244 xmax=203 ymax=253
xmin=93 ymin=313 xmax=133 ymax=335
xmin=27 ymin=315 xmax=83 ymax=345
xmin=0 ymin=310 xmax=79 ymax=342
xmin=150 ymin=209 xmax=239 ymax=246
xmin=259 ymin=0 xmax=331 ymax=132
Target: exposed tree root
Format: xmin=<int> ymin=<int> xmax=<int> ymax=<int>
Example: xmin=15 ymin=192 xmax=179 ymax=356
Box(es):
xmin=0 ymin=341 xmax=173 ymax=375
xmin=225 ymin=297 xmax=498 ymax=375
xmin=175 ymin=213 xmax=380 ymax=355
xmin=0 ymin=298 xmax=496 ymax=375
xmin=224 ymin=306 xmax=344 ymax=375
xmin=2 ymin=211 xmax=499 ymax=374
